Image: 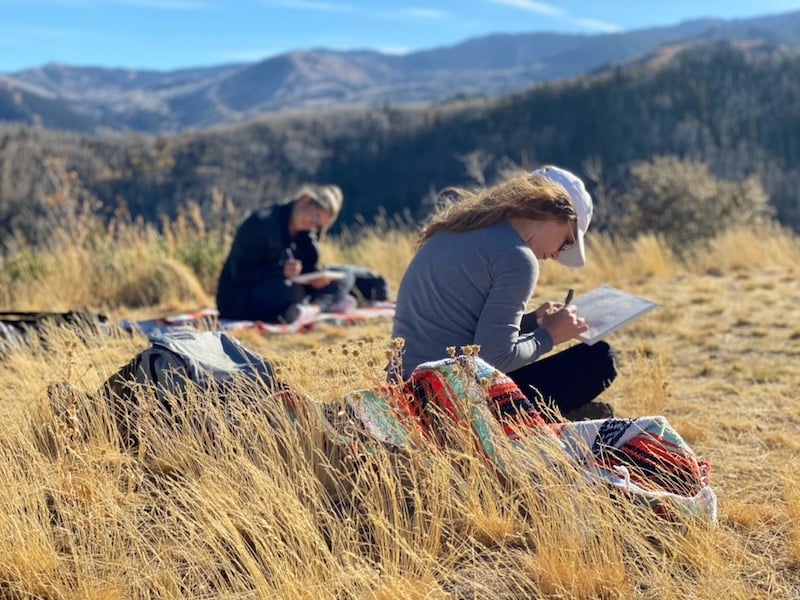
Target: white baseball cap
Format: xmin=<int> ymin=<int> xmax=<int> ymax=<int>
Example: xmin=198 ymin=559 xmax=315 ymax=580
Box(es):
xmin=532 ymin=165 xmax=593 ymax=267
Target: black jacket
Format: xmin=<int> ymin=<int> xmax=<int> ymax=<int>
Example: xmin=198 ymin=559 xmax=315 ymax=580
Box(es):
xmin=215 ymin=202 xmax=320 ymax=318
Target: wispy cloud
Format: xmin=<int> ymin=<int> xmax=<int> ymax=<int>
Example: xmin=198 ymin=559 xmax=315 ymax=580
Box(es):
xmin=490 ymin=0 xmax=564 ymax=18
xmin=262 ymin=0 xmax=354 ymax=12
xmin=260 ymin=2 xmax=447 ymax=20
xmin=490 ymin=0 xmax=621 ymax=33
xmin=574 ymin=17 xmax=621 ymax=33
xmin=370 ymin=6 xmax=451 ymax=22
xmin=397 ymin=7 xmax=449 ymax=19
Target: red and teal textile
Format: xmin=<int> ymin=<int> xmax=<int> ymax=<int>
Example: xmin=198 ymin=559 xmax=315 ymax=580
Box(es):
xmin=330 ymin=355 xmax=717 ymax=523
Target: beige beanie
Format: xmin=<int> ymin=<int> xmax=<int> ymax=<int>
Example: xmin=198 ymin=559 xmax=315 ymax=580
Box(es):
xmin=296 ymin=184 xmax=343 ymax=225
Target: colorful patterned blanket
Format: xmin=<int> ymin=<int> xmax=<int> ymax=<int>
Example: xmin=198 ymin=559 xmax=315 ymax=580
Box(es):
xmin=117 ymin=302 xmax=396 ymax=336
xmin=325 ymin=356 xmax=717 ymax=523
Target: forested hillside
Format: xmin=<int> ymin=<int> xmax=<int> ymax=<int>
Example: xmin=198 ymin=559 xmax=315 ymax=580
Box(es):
xmin=1 ymin=41 xmax=798 ymax=246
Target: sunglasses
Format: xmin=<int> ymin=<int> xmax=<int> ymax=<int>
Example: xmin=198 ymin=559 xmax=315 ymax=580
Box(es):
xmin=558 ymin=224 xmax=577 ymax=253
xmin=302 ymin=201 xmax=327 ymax=226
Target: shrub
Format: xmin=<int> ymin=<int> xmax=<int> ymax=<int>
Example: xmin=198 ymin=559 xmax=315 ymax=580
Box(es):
xmin=614 ymin=155 xmax=774 ymax=251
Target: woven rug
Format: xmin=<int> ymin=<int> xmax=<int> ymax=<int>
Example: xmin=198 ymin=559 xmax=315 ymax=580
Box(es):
xmin=117 ymin=302 xmax=396 ymax=336
xmin=326 ymin=355 xmax=718 ymax=523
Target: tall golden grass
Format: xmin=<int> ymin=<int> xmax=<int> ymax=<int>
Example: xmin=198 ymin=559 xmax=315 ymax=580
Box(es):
xmin=1 ymin=214 xmax=799 ymax=598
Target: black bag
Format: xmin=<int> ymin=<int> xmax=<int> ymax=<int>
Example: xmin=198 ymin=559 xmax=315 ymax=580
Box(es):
xmin=348 ymin=265 xmax=391 ymax=302
xmin=101 ymin=328 xmax=285 ymax=447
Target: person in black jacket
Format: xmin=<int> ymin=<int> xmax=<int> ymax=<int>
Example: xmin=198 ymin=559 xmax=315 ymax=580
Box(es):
xmin=216 ymin=184 xmax=357 ymax=323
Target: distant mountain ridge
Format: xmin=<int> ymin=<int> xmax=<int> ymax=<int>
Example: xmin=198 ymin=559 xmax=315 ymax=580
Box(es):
xmin=1 ymin=10 xmax=799 ymax=133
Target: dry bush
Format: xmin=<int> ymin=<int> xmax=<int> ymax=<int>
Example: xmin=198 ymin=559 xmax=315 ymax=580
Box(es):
xmin=0 ymin=327 xmax=748 ymax=598
xmin=612 ymin=155 xmax=774 ymax=250
xmin=1 ymin=220 xmax=800 ymax=598
xmin=0 ymin=206 xmax=404 ymax=316
xmin=691 ymin=221 xmax=800 ymax=273
xmin=538 ymin=232 xmax=679 ymax=293
xmin=0 ymin=212 xmax=215 ymax=315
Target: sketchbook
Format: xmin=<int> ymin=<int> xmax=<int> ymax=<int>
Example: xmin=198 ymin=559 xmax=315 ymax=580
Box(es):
xmin=571 ymin=285 xmax=658 ymax=345
xmin=291 ymin=270 xmax=346 ymax=284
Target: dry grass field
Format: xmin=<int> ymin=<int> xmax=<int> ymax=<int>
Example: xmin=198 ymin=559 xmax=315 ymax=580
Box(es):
xmin=1 ymin=220 xmax=799 ymax=599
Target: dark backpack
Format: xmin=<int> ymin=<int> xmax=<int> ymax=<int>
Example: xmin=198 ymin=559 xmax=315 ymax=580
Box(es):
xmin=101 ymin=328 xmax=285 ymax=447
xmin=350 ymin=266 xmax=391 ymax=302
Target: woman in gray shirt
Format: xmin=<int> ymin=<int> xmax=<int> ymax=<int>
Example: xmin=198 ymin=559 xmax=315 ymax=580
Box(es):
xmin=391 ymin=166 xmax=617 ymax=420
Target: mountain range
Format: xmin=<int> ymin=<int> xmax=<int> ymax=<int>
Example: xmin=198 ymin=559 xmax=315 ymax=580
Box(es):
xmin=1 ymin=10 xmax=800 ymax=134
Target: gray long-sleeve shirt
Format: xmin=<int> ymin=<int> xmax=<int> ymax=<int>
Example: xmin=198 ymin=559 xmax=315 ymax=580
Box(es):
xmin=391 ymin=220 xmax=553 ymax=379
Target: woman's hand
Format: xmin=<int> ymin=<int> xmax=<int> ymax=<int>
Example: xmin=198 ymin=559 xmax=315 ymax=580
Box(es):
xmin=283 ymin=257 xmax=302 ymax=279
xmin=538 ymin=305 xmax=588 ymax=345
xmin=533 ymin=301 xmax=560 ymax=323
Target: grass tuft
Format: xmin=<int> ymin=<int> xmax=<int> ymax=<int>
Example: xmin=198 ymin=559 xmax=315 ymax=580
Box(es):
xmin=1 ymin=213 xmax=799 ymax=598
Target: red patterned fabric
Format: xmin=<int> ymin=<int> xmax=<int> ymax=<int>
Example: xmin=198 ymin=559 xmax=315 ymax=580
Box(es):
xmin=327 ymin=356 xmax=717 ymax=522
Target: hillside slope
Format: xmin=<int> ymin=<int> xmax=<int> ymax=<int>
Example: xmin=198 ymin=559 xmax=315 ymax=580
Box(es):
xmin=2 ymin=10 xmax=799 ymax=133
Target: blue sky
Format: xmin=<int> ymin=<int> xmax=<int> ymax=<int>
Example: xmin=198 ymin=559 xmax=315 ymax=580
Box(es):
xmin=1 ymin=0 xmax=799 ymax=73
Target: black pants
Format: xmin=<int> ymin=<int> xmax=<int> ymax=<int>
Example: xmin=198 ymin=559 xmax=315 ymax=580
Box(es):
xmin=238 ymin=270 xmax=356 ymax=322
xmin=507 ymin=341 xmax=618 ymax=417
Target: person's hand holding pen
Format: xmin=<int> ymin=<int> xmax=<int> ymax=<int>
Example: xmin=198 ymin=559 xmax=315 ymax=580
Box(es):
xmin=283 ymin=248 xmax=302 ymax=279
xmin=529 ymin=288 xmax=571 ymax=323
xmin=538 ymin=287 xmax=588 ymax=344
xmin=561 ymin=287 xmax=574 ymax=309
xmin=283 ymin=248 xmax=335 ymax=287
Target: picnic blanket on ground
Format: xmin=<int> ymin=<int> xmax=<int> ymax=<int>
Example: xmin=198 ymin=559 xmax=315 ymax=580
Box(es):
xmin=0 ymin=310 xmax=111 ymax=352
xmin=117 ymin=302 xmax=396 ymax=336
xmin=327 ymin=355 xmax=718 ymax=523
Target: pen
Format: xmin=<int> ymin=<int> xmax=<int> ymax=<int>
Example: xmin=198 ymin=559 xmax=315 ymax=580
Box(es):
xmin=285 ymin=248 xmax=295 ymax=261
xmin=563 ymin=288 xmax=574 ymax=308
